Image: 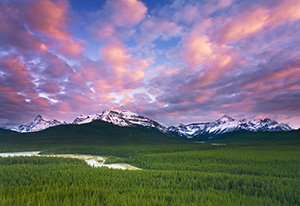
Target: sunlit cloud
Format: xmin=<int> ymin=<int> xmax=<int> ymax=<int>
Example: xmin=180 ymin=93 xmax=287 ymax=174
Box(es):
xmin=0 ymin=0 xmax=299 ymax=129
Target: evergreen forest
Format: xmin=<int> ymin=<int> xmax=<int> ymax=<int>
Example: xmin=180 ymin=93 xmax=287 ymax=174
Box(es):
xmin=0 ymin=125 xmax=300 ymax=205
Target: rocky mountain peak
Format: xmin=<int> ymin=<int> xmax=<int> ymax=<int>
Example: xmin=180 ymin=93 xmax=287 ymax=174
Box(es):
xmin=217 ymin=115 xmax=235 ymax=122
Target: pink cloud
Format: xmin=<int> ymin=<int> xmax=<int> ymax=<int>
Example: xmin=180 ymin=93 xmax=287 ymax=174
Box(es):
xmin=218 ymin=0 xmax=232 ymax=8
xmin=32 ymin=98 xmax=51 ymax=107
xmin=121 ymin=95 xmax=134 ymax=105
xmin=93 ymin=24 xmax=115 ymax=40
xmin=94 ymin=80 xmax=114 ymax=93
xmin=178 ymin=27 xmax=241 ymax=88
xmin=0 ymin=57 xmax=62 ymax=124
xmin=216 ymin=0 xmax=300 ymax=42
xmin=58 ymin=39 xmax=84 ymax=57
xmin=156 ymin=66 xmax=179 ymax=76
xmin=102 ymin=43 xmax=129 ymax=70
xmin=178 ymin=20 xmax=235 ymax=70
xmin=0 ymin=57 xmax=34 ymax=89
xmin=23 ymin=0 xmax=71 ymax=41
xmin=108 ymin=0 xmax=147 ymax=27
xmin=183 ymin=35 xmax=213 ymax=68
xmin=0 ymin=0 xmax=149 ymax=125
xmin=97 ymin=42 xmax=149 ymax=94
xmin=18 ymin=0 xmax=86 ymax=58
xmin=0 ymin=86 xmax=24 ymax=105
xmin=0 ymin=0 xmax=85 ymax=58
xmin=270 ymin=0 xmax=300 ymax=24
xmin=39 ymin=83 xmax=61 ymax=93
xmin=244 ymin=66 xmax=300 ymax=91
xmin=90 ymin=0 xmax=147 ymax=41
xmin=137 ymin=17 xmax=183 ymax=44
xmin=40 ymin=53 xmax=73 ymax=78
xmin=218 ymin=8 xmax=269 ymax=42
xmin=57 ymin=102 xmax=72 ymax=115
xmin=1 ymin=0 xmax=299 ymax=129
xmin=0 ymin=2 xmax=47 ymax=52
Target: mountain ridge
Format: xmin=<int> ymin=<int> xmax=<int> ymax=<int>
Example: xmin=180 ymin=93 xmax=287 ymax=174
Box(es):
xmin=14 ymin=115 xmax=65 ymax=133
xmin=7 ymin=107 xmax=293 ymax=138
xmin=169 ymin=115 xmax=292 ymax=138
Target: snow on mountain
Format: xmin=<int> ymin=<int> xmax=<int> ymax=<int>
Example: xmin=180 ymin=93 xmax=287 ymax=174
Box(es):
xmin=12 ymin=107 xmax=168 ymax=133
xmin=72 ymin=114 xmax=102 ymax=125
xmin=239 ymin=118 xmax=292 ymax=132
xmin=97 ymin=107 xmax=168 ymax=133
xmin=14 ymin=115 xmax=64 ymax=133
xmin=9 ymin=109 xmax=293 ymax=136
xmin=169 ymin=115 xmax=293 ymax=138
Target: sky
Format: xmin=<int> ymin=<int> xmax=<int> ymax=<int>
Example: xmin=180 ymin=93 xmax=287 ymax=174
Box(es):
xmin=0 ymin=0 xmax=300 ymax=129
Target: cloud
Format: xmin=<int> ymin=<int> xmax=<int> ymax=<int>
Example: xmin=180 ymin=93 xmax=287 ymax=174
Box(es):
xmin=0 ymin=0 xmax=84 ymax=58
xmin=58 ymin=40 xmax=84 ymax=57
xmin=136 ymin=17 xmax=183 ymax=45
xmin=215 ymin=0 xmax=300 ymax=42
xmin=108 ymin=0 xmax=147 ymax=27
xmin=175 ymin=24 xmax=240 ymax=88
xmin=0 ymin=0 xmax=90 ymax=125
xmin=22 ymin=0 xmax=71 ymax=41
xmin=0 ymin=1 xmax=46 ymax=53
xmin=141 ymin=0 xmax=300 ymax=127
xmin=92 ymin=23 xmax=115 ymax=40
xmin=39 ymin=83 xmax=61 ymax=93
xmin=90 ymin=0 xmax=147 ymax=41
xmin=98 ymin=42 xmax=149 ymax=94
xmin=183 ymin=35 xmax=213 ymax=68
xmin=0 ymin=56 xmax=55 ymax=125
xmin=0 ymin=0 xmax=300 ymax=129
xmin=0 ymin=57 xmax=35 ymax=90
xmin=155 ymin=0 xmax=232 ymax=24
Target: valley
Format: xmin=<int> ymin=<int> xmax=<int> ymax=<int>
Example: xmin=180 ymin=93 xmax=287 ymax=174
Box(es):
xmin=0 ymin=125 xmax=299 ymax=205
xmin=2 ymin=0 xmax=300 ymax=205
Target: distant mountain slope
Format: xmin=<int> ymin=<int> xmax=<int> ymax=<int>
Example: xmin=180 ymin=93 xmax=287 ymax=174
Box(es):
xmin=169 ymin=115 xmax=292 ymax=138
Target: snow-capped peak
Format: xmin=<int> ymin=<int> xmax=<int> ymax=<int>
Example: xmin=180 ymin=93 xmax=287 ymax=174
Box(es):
xmin=10 ymin=108 xmax=293 ymax=137
xmin=72 ymin=114 xmax=102 ymax=125
xmin=106 ymin=106 xmax=139 ymax=118
xmin=69 ymin=107 xmax=168 ymax=133
xmin=168 ymin=116 xmax=293 ymax=138
xmin=14 ymin=115 xmax=63 ymax=133
xmin=217 ymin=115 xmax=235 ymax=123
xmin=111 ymin=106 xmax=130 ymax=113
xmin=34 ymin=115 xmax=43 ymax=122
xmin=97 ymin=107 xmax=167 ymax=132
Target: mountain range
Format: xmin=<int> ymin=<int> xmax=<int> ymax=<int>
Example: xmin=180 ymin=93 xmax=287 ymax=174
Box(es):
xmin=169 ymin=115 xmax=292 ymax=138
xmin=3 ymin=107 xmax=293 ymax=138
